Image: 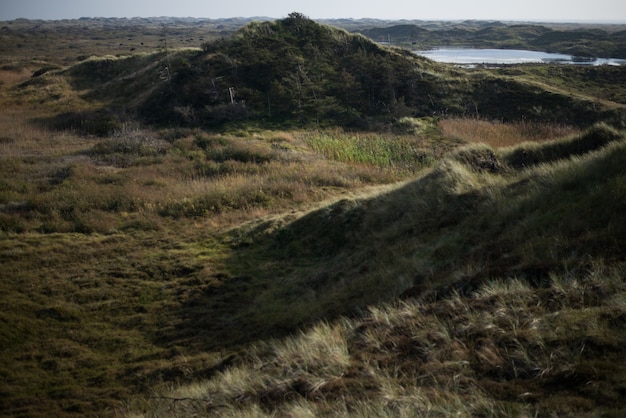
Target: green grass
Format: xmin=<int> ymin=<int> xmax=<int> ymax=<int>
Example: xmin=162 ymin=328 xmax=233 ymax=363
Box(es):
xmin=0 ymin=231 xmax=239 ymax=416
xmin=301 ymin=128 xmax=436 ymax=172
xmin=493 ymin=64 xmax=626 ymax=106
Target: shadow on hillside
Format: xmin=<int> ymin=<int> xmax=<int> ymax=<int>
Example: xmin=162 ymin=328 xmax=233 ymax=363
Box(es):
xmin=151 ymin=199 xmax=390 ymax=354
xmin=151 ymin=174 xmax=466 ymax=355
xmin=153 ymin=272 xmax=297 ymax=352
xmin=34 ymin=108 xmax=126 ymax=136
xmin=153 ymin=124 xmax=626 ymax=359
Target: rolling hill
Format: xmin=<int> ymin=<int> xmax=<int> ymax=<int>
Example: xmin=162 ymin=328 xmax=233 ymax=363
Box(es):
xmin=1 ymin=13 xmax=626 ymax=417
xmin=35 ymin=13 xmax=625 ymax=132
xmin=135 ymin=123 xmax=626 ymax=417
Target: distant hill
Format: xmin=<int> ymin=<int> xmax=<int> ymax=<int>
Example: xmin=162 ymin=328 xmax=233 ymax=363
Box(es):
xmin=356 ymin=22 xmax=626 ymax=59
xmin=138 ymin=13 xmax=454 ymax=128
xmin=131 ymin=14 xmax=626 ymax=129
xmin=17 ymin=14 xmax=626 ymax=132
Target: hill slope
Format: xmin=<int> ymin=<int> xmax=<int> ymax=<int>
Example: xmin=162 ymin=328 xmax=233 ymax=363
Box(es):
xmin=131 ymin=14 xmax=625 ymax=129
xmin=154 ymin=124 xmax=624 ymax=349
xmin=12 ymin=15 xmax=626 ymax=132
xmin=134 ymin=124 xmax=626 ymax=417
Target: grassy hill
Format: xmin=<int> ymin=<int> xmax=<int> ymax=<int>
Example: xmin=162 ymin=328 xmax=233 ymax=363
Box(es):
xmin=10 ymin=14 xmax=626 ymax=132
xmin=1 ymin=14 xmax=626 ymax=417
xmin=132 ymin=124 xmax=626 ymax=417
xmin=137 ymin=14 xmax=625 ymax=129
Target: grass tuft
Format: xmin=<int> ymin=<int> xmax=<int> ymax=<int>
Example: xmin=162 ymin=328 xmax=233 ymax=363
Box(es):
xmin=142 ymin=262 xmax=626 ymax=417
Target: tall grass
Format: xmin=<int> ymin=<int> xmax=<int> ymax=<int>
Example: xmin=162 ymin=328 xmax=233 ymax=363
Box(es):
xmin=1 ymin=122 xmax=433 ymax=233
xmin=136 ymin=262 xmax=626 ymax=417
xmin=439 ymin=117 xmax=579 ymax=148
xmin=0 ymin=108 xmax=88 ymax=158
xmin=498 ymin=122 xmax=622 ymax=168
xmin=141 ymin=322 xmax=351 ymax=416
xmin=0 ymin=66 xmax=33 ymax=88
xmin=4 ymin=116 xmax=625 ymax=416
xmin=301 ymin=129 xmax=435 ymax=173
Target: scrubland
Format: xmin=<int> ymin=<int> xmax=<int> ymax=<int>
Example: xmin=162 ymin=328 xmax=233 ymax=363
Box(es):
xmin=1 ymin=16 xmax=626 ymax=417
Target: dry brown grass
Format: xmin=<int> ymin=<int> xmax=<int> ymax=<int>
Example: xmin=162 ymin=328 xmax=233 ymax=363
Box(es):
xmin=0 ymin=109 xmax=431 ymax=234
xmin=439 ymin=117 xmax=579 ymax=148
xmin=0 ymin=109 xmax=89 ymax=157
xmin=0 ymin=66 xmax=33 ymax=86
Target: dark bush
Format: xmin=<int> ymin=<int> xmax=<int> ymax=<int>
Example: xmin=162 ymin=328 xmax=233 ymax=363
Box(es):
xmin=47 ymin=109 xmax=123 ymax=136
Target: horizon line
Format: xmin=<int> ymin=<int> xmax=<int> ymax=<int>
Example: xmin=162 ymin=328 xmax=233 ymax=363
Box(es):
xmin=2 ymin=16 xmax=626 ymax=25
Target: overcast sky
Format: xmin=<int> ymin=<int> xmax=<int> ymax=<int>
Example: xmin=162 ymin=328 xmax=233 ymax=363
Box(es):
xmin=1 ymin=0 xmax=625 ymax=22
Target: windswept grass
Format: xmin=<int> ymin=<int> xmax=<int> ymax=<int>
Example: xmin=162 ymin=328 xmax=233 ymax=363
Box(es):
xmin=3 ymin=107 xmax=623 ymax=416
xmin=1 ymin=122 xmax=440 ymax=234
xmin=439 ymin=117 xmax=579 ymax=148
xmin=0 ymin=65 xmax=33 ymax=87
xmin=135 ymin=263 xmax=626 ymax=417
xmin=130 ymin=125 xmax=625 ymax=393
xmin=498 ymin=122 xmax=623 ymax=168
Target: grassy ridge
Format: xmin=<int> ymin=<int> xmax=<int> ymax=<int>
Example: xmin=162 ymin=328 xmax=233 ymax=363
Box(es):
xmin=3 ymin=103 xmax=623 ymax=416
xmin=139 ymin=265 xmax=626 ymax=417
xmin=203 ymin=125 xmax=626 ymax=336
xmin=133 ymin=126 xmax=626 ymax=417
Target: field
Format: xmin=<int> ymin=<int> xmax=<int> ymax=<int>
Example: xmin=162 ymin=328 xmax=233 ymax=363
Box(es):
xmin=1 ymin=16 xmax=626 ymax=417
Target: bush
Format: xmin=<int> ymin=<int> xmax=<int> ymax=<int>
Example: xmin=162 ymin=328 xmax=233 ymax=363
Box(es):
xmin=49 ymin=109 xmax=123 ymax=136
xmin=89 ymin=124 xmax=170 ymax=166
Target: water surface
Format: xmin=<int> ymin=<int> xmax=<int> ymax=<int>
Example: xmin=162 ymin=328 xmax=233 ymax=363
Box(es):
xmin=415 ymin=48 xmax=626 ymax=66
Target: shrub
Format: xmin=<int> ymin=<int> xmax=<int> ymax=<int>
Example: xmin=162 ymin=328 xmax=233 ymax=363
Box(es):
xmin=49 ymin=109 xmax=123 ymax=136
xmin=89 ymin=124 xmax=170 ymax=166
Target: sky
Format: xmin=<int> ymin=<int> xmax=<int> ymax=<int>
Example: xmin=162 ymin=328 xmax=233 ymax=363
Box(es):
xmin=1 ymin=0 xmax=625 ymax=23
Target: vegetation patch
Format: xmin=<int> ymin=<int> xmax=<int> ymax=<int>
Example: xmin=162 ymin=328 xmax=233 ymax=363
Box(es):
xmin=439 ymin=117 xmax=579 ymax=148
xmin=301 ymin=129 xmax=436 ymax=171
xmin=137 ymin=264 xmax=626 ymax=417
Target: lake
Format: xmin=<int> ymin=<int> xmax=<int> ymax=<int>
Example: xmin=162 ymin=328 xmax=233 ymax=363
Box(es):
xmin=414 ymin=48 xmax=626 ymax=66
